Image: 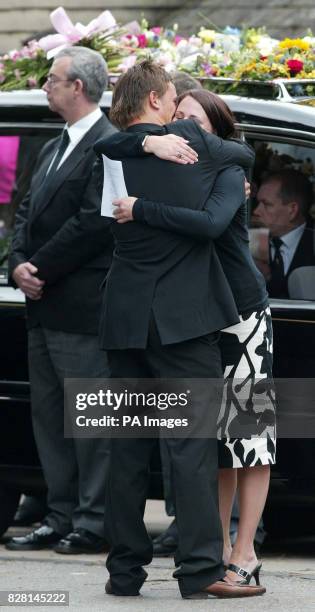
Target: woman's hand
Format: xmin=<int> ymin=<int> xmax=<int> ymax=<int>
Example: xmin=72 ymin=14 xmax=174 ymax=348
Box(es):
xmin=144 ymin=134 xmax=198 ymax=164
xmin=244 ymin=178 xmax=251 ymax=199
xmin=113 ymin=197 xmax=137 ymax=223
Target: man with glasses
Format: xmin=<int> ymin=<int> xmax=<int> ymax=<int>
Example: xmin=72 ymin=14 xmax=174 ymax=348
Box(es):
xmin=6 ymin=47 xmax=115 ymax=554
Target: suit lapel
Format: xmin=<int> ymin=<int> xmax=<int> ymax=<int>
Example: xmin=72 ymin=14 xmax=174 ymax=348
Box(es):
xmin=30 ymin=115 xmax=111 ymax=222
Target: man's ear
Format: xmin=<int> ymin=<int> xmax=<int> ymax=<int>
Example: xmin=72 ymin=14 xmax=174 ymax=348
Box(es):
xmin=288 ymin=200 xmax=300 ymax=221
xmin=73 ymin=78 xmax=84 ymax=97
xmin=148 ymin=90 xmax=160 ymax=110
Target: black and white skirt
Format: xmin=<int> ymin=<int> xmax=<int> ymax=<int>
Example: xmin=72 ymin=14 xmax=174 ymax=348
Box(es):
xmin=217 ymin=307 xmax=276 ymax=468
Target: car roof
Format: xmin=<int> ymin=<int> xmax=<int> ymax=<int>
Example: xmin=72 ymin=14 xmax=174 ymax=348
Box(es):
xmin=222 ymin=95 xmax=315 ymax=133
xmin=0 ymin=89 xmax=112 ymax=107
xmin=0 ymin=88 xmax=314 ymax=133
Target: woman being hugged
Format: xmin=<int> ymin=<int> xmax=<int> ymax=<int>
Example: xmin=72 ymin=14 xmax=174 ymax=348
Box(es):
xmin=104 ymin=88 xmax=276 ymax=590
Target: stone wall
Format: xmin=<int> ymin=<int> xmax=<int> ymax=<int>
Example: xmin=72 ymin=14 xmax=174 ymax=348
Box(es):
xmin=160 ymin=0 xmax=315 ymax=39
xmin=0 ymin=0 xmax=182 ymax=53
xmin=0 ymin=0 xmax=314 ymax=53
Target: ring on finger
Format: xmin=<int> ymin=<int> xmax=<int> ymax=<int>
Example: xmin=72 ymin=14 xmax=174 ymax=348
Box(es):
xmin=177 ymin=152 xmax=183 ymax=159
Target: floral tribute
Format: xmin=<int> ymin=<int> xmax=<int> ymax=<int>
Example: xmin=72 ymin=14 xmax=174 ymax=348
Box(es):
xmin=0 ymin=6 xmax=314 ymax=91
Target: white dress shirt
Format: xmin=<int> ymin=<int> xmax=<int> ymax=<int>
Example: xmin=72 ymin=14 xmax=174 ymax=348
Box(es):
xmin=47 ymin=107 xmax=103 ymax=173
xmin=270 ymin=223 xmax=306 ymax=274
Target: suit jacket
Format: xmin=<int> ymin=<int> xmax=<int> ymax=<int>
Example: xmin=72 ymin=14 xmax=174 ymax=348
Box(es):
xmin=94 ymin=119 xmax=255 ymax=349
xmin=9 ymin=113 xmax=116 ymax=334
xmin=287 ymin=223 xmax=315 ymax=275
xmin=268 ymin=223 xmax=315 ymax=298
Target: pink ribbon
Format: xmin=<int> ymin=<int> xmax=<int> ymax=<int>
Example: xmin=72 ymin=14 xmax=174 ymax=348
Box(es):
xmin=38 ymin=6 xmax=117 ymax=59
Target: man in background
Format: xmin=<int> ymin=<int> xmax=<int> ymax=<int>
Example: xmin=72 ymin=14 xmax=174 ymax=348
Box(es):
xmin=6 ymin=46 xmax=114 ymax=554
xmin=253 ymin=169 xmax=314 ymax=298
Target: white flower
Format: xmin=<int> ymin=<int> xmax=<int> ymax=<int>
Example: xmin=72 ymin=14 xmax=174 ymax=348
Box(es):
xmin=179 ymin=53 xmax=201 ymax=71
xmin=256 ymin=36 xmax=279 ymax=55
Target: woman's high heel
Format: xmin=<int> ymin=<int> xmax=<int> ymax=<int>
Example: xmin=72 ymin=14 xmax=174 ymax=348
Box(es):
xmin=227 ymin=562 xmax=263 ymax=586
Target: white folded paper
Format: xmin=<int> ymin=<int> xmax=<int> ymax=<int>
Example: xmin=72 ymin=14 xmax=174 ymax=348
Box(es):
xmin=101 ymin=155 xmax=128 ymax=218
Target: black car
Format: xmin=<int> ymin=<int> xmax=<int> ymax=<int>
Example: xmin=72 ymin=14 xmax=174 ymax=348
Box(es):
xmin=0 ymin=84 xmax=315 ymax=537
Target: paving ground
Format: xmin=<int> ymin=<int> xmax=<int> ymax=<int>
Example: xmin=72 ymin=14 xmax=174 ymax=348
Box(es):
xmin=0 ymin=501 xmax=315 ymax=611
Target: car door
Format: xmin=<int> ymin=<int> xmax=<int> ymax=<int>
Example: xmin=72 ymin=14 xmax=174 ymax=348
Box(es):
xmin=240 ymin=123 xmax=315 ymax=486
xmin=0 ymin=119 xmax=63 ymax=520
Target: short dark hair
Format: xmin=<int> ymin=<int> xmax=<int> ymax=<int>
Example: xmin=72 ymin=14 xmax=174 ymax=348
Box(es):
xmin=170 ymin=71 xmax=203 ymax=96
xmin=263 ymin=170 xmax=314 ymax=218
xmin=110 ymin=59 xmax=172 ymax=129
xmin=176 ymin=88 xmax=237 ymax=139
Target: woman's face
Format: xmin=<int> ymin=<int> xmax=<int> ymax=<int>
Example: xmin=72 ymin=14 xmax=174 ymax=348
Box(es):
xmin=174 ymin=95 xmax=214 ymax=133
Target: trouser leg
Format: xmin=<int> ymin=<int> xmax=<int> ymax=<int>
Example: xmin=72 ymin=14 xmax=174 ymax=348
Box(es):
xmin=28 ymin=328 xmax=76 ymax=534
xmin=29 ymin=327 xmax=110 ymax=536
xmin=45 ymin=329 xmax=110 ymax=537
xmin=105 ymin=348 xmax=154 ymax=594
xmin=146 ymin=320 xmax=225 ymax=596
xmin=167 ymin=437 xmax=224 ymax=596
xmin=104 ymin=435 xmax=156 ymax=594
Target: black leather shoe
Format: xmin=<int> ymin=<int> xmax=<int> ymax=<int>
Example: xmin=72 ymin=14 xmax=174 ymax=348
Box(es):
xmin=105 ymin=579 xmax=140 ymax=597
xmin=5 ymin=524 xmax=62 ymax=551
xmin=13 ymin=495 xmax=48 ymax=526
xmin=54 ymin=528 xmax=107 ymax=554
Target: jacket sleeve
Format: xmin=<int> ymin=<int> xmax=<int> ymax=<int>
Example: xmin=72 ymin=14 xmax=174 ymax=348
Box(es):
xmin=30 ymin=157 xmax=114 ymax=284
xmin=133 ymin=166 xmax=245 ymax=241
xmin=198 ymin=128 xmax=255 ymax=171
xmin=94 ymin=131 xmax=146 ymax=159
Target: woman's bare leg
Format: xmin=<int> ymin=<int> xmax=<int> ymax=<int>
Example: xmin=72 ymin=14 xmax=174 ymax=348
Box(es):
xmin=218 ymin=468 xmax=237 ymax=565
xmin=226 ymin=464 xmax=270 ymax=580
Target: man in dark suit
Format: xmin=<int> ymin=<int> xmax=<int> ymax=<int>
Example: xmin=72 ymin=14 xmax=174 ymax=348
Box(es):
xmin=6 ymin=47 xmax=114 ymax=554
xmin=254 ymin=169 xmax=315 ymax=298
xmin=94 ymin=60 xmax=262 ymax=599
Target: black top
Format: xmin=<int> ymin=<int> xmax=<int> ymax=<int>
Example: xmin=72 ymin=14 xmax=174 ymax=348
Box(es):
xmin=97 ymin=124 xmax=268 ymax=315
xmin=95 ymin=119 xmax=256 ymax=349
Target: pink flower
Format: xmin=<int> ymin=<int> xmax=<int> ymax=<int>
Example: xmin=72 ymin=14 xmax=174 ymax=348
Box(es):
xmin=175 ymin=35 xmax=184 ymax=44
xmin=118 ymin=55 xmax=137 ymax=72
xmin=27 ymin=76 xmax=38 ymax=88
xmin=9 ymin=50 xmax=21 ymax=62
xmin=137 ymin=34 xmax=148 ymax=48
xmin=151 ymin=27 xmax=162 ymax=35
xmin=201 ymin=63 xmax=217 ymax=76
xmin=20 ymin=41 xmax=40 ymax=58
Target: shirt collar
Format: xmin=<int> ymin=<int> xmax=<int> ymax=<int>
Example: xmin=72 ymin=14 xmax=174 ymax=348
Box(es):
xmin=66 ymin=107 xmax=103 ymax=146
xmin=280 ymin=223 xmax=306 ymax=250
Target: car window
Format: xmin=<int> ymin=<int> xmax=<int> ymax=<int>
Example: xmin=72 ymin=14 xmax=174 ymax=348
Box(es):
xmin=245 ymin=135 xmax=315 ymax=302
xmin=0 ymin=127 xmax=61 ymax=274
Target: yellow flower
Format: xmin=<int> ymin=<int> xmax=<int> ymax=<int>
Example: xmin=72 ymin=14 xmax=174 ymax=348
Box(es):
xmin=198 ymin=29 xmax=216 ymax=43
xmin=247 ymin=34 xmax=261 ymax=46
xmin=300 ymin=69 xmax=315 ymax=78
xmin=270 ymin=63 xmax=289 ymax=76
xmin=278 ymin=38 xmax=310 ymax=51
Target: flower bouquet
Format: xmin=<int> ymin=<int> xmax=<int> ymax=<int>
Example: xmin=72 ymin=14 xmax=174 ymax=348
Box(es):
xmin=0 ymin=6 xmax=314 ymax=92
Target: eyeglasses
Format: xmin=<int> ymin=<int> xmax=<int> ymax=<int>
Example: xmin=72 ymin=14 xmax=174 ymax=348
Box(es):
xmin=45 ymin=75 xmax=74 ymax=87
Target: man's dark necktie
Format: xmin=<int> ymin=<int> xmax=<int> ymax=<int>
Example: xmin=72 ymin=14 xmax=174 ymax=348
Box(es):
xmin=267 ymin=236 xmax=288 ymax=298
xmin=46 ymin=129 xmax=70 ymax=177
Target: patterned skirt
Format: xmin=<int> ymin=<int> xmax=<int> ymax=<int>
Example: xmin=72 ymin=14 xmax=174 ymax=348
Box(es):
xmin=217 ymin=307 xmax=276 ymax=468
